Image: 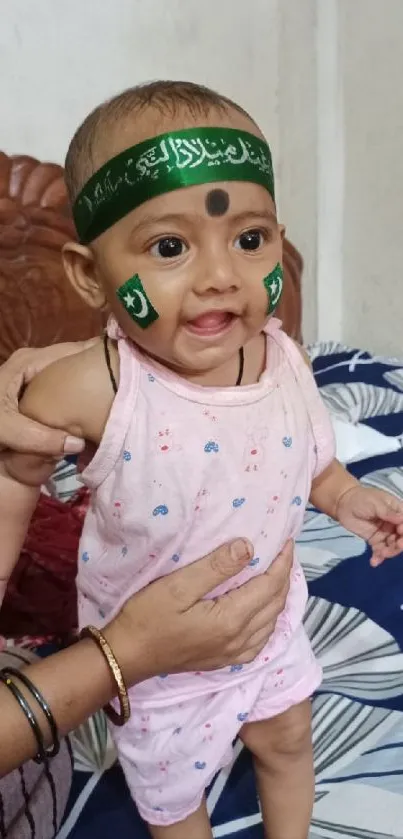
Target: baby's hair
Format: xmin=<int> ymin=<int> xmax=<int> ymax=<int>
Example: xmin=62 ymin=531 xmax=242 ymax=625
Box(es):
xmin=64 ymin=80 xmax=257 ymax=206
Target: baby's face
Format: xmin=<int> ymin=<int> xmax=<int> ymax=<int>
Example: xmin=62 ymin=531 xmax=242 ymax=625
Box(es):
xmin=95 ymin=178 xmax=282 ymax=377
xmin=66 ymin=109 xmax=283 ymax=379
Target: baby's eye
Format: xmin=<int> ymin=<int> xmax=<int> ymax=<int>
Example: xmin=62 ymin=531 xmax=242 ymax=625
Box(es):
xmin=149 ymin=237 xmax=188 ymax=259
xmin=234 ymin=229 xmax=266 ymax=251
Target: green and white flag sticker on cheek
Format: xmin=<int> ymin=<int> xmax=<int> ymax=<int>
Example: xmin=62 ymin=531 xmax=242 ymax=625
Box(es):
xmin=116 ymin=274 xmax=159 ymax=329
xmin=263 ymin=262 xmax=284 ymax=315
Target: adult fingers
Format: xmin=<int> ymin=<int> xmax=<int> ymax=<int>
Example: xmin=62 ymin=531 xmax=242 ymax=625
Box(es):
xmin=0 ymin=413 xmax=85 ymax=457
xmin=240 ymin=601 xmax=282 ymax=639
xmin=235 ymin=627 xmax=273 ymax=662
xmin=166 ymin=619 xmax=274 ymax=672
xmin=0 ymin=347 xmax=88 ymax=456
xmin=266 ymin=539 xmax=294 ymax=580
xmin=226 ymin=541 xmax=293 ymax=625
xmin=226 ymin=601 xmax=282 ymax=659
xmin=185 ymin=626 xmax=271 ymax=670
xmin=218 ymin=580 xmax=282 ymax=643
xmin=10 ymin=340 xmax=99 ymax=383
xmin=163 ymin=538 xmax=253 ymax=610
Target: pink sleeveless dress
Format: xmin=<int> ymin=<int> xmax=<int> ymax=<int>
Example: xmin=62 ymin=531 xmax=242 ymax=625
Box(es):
xmin=78 ymin=317 xmax=335 ymax=825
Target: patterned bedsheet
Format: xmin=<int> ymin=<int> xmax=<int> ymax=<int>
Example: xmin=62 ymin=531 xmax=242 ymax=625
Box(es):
xmin=59 ymin=344 xmax=403 ymax=839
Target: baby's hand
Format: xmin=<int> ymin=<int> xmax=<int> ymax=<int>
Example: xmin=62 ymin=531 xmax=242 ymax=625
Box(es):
xmin=335 ymin=486 xmax=403 ymax=566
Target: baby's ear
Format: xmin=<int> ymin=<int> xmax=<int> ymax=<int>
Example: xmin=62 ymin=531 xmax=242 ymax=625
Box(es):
xmin=279 ymin=224 xmax=286 ymax=241
xmin=62 ymin=241 xmax=106 ymax=310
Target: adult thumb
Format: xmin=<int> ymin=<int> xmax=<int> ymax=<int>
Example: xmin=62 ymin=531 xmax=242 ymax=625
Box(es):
xmin=168 ymin=539 xmax=253 ymax=610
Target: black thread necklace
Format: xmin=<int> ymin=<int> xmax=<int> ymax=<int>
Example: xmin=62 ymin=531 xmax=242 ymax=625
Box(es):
xmin=236 ymin=347 xmax=244 ymax=386
xmin=103 ymin=333 xmax=245 ymax=392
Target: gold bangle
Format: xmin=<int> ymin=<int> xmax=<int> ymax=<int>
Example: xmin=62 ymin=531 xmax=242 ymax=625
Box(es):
xmin=80 ymin=625 xmax=131 ymax=726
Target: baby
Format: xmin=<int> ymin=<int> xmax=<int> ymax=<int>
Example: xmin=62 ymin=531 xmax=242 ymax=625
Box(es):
xmin=3 ymin=81 xmax=403 ymax=839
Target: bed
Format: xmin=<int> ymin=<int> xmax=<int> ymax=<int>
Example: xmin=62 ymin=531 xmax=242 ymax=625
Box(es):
xmin=1 ymin=151 xmax=402 ymax=839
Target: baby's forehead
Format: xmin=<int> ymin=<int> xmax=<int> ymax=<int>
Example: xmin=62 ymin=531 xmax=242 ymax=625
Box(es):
xmin=75 ymin=106 xmax=275 ymax=243
xmin=127 ymin=180 xmax=276 ymax=231
xmin=93 ymin=106 xmax=264 ymax=172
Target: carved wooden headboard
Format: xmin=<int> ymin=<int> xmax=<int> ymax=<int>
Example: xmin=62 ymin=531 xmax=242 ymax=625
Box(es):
xmin=0 ymin=151 xmax=303 ymax=364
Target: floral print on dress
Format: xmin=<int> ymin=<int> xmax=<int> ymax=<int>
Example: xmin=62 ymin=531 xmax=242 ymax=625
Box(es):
xmin=112 ymin=501 xmax=123 ymax=522
xmin=153 ymin=505 xmax=169 ymax=516
xmin=194 ymin=489 xmax=210 ymax=513
xmin=154 ymin=428 xmax=181 ymax=454
xmin=232 ymin=497 xmax=246 ymax=508
xmin=204 ymin=440 xmax=220 ymax=453
xmin=242 ymin=429 xmax=268 ymax=473
xmin=202 ymin=408 xmax=218 ymax=423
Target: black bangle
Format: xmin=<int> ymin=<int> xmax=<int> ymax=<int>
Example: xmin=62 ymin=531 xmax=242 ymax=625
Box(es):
xmin=0 ymin=671 xmax=46 ymax=763
xmin=1 ymin=667 xmax=60 ymax=759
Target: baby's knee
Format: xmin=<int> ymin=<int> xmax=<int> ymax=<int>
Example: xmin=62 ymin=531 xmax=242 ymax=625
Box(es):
xmin=272 ymin=701 xmax=312 ymax=758
xmin=241 ymin=700 xmax=312 ymax=764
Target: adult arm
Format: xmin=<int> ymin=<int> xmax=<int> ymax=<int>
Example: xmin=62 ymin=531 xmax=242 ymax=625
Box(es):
xmin=0 ymin=537 xmax=292 ymax=776
xmin=0 ymin=342 xmax=114 ymax=596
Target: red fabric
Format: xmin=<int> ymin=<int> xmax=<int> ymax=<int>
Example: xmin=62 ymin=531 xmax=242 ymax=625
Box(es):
xmin=0 ymin=489 xmax=89 ymax=642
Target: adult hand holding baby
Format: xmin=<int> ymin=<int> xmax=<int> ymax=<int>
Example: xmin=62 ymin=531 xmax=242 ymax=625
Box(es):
xmin=107 ymin=537 xmax=293 ymax=684
xmin=0 ymin=535 xmax=292 ymax=777
xmin=0 ymin=341 xmax=97 ymax=456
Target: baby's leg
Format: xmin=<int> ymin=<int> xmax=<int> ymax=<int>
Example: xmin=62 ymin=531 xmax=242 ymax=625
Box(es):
xmin=113 ymin=687 xmax=248 ymax=839
xmin=240 ymin=699 xmax=314 ymax=839
xmin=148 ymin=798 xmax=212 ymax=839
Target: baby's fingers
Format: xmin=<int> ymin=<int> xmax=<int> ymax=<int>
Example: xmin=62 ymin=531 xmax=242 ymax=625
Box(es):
xmin=388 ymin=535 xmax=403 ymax=557
xmin=376 ymin=497 xmax=403 ymax=524
xmin=370 ymin=533 xmax=403 ymax=566
xmin=370 ymin=547 xmax=392 ymax=567
xmin=368 ymin=520 xmax=394 ymax=547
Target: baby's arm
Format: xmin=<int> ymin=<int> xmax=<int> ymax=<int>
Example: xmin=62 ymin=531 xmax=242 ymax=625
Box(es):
xmin=309 ymin=458 xmax=358 ymax=518
xmin=294 ymin=343 xmax=359 ymax=513
xmin=0 ymin=340 xmax=118 ymax=604
xmin=295 ymin=343 xmax=403 ymax=560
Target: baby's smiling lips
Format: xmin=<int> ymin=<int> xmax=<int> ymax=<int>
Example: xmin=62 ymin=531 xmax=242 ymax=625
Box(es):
xmin=185 ymin=311 xmax=236 ymax=336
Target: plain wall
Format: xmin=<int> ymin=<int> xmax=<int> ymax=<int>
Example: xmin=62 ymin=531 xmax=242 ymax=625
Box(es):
xmin=340 ymin=0 xmax=403 ymax=355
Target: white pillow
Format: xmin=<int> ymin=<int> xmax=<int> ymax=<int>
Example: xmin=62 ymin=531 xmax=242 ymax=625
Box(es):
xmin=331 ymin=416 xmax=400 ymax=464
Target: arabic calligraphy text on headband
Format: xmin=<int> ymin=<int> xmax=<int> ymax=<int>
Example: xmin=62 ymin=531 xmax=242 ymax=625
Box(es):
xmin=73 ymin=126 xmax=276 ymax=244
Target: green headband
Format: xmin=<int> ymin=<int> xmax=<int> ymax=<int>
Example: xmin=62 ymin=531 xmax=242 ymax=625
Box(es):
xmin=73 ymin=126 xmax=275 ymax=244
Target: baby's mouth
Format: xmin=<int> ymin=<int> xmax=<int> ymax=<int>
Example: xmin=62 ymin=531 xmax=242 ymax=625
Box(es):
xmin=185 ymin=311 xmax=236 ymax=336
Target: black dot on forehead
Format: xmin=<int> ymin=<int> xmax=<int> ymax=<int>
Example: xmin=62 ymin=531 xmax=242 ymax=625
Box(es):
xmin=205 ymin=188 xmax=230 ymax=217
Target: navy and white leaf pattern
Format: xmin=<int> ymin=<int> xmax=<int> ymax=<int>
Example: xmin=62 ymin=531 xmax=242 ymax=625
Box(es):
xmin=383 ymin=368 xmax=403 ymax=391
xmin=307 ymin=341 xmax=351 ymax=361
xmin=361 ymin=465 xmax=403 ymax=498
xmin=320 ymin=382 xmax=403 ymax=423
xmin=70 ymin=711 xmax=116 ymax=773
xmin=60 ymin=343 xmax=403 ymax=839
